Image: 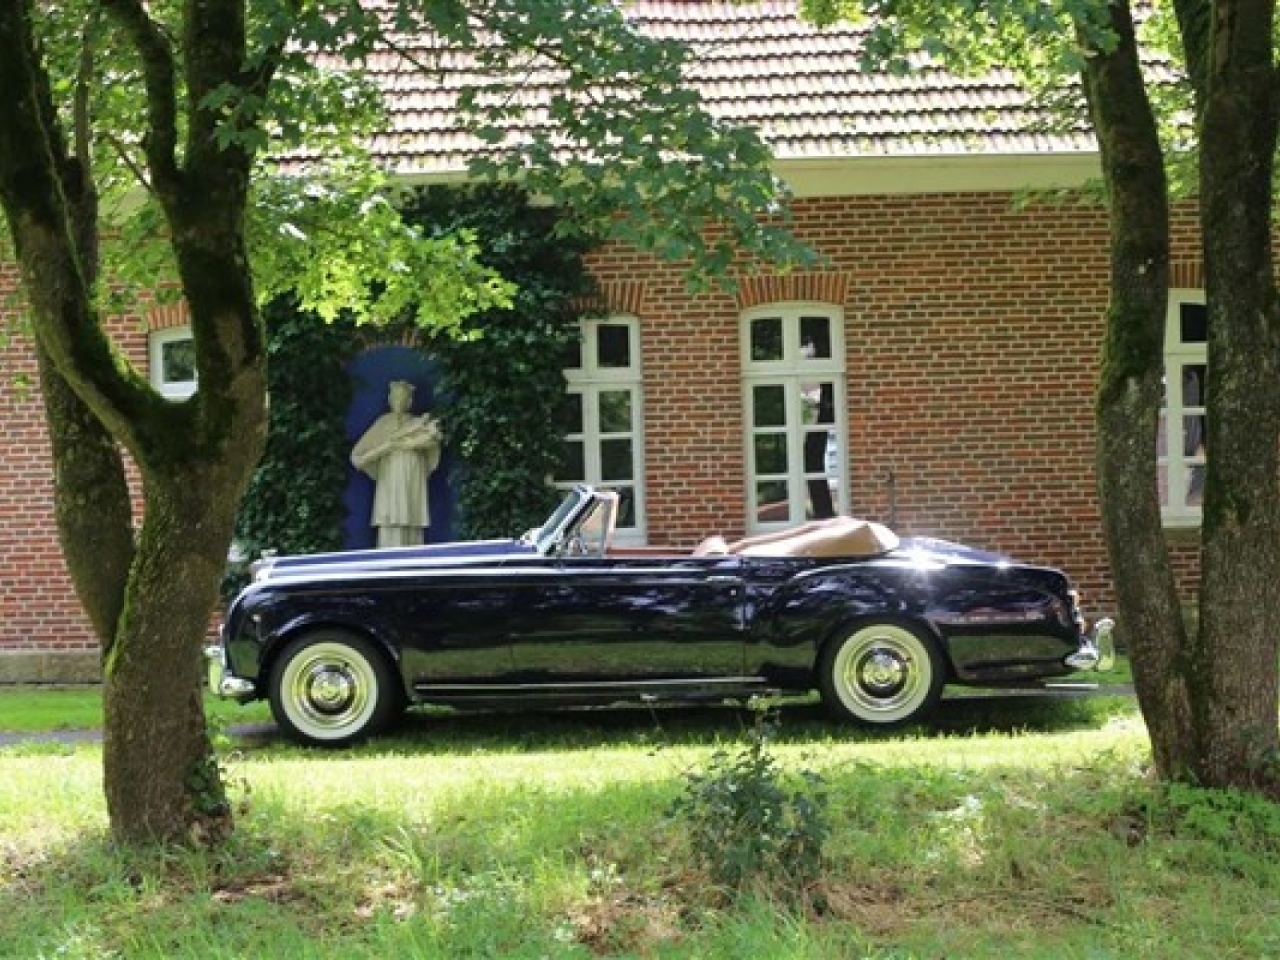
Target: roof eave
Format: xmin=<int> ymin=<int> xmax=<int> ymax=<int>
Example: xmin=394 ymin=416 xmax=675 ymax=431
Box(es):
xmin=774 ymin=151 xmax=1103 ymax=198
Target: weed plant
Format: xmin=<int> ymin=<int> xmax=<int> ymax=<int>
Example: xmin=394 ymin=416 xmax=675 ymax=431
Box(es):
xmin=669 ymin=703 xmax=828 ymax=900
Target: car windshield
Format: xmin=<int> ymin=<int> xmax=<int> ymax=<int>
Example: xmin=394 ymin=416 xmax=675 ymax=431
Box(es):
xmin=531 ymin=487 xmax=592 ymax=555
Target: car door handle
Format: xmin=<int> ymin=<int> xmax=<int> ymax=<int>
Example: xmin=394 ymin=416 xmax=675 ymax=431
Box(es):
xmin=706 ymin=575 xmax=742 ymax=585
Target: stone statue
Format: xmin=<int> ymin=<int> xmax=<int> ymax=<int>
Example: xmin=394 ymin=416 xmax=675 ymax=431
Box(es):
xmin=351 ymin=380 xmax=442 ymax=548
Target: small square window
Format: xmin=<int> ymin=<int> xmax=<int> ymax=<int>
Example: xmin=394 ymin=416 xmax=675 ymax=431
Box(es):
xmin=800 ymin=316 xmax=833 ymax=359
xmin=150 ymin=327 xmax=197 ymax=400
xmin=1179 ymin=303 xmax=1208 ymax=344
xmin=750 ymin=317 xmax=784 ymax=362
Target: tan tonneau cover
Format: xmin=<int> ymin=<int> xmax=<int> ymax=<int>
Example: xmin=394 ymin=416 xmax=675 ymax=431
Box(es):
xmin=693 ymin=516 xmax=900 ymax=559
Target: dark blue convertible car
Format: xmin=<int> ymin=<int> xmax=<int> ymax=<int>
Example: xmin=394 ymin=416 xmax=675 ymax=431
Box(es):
xmin=207 ymin=484 xmax=1114 ymax=746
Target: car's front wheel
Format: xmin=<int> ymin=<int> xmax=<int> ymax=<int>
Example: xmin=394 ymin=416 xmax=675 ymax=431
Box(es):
xmin=269 ymin=630 xmax=401 ymax=747
xmin=819 ymin=621 xmax=945 ymax=727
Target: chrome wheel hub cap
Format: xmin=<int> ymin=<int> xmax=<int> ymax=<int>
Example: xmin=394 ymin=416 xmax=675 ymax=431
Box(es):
xmin=859 ymin=648 xmax=908 ymax=695
xmin=308 ymin=667 xmax=355 ymax=713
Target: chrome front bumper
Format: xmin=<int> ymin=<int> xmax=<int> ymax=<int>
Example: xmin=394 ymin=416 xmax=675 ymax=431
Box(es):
xmin=1064 ymin=617 xmax=1116 ymax=672
xmin=204 ymin=644 xmax=257 ymax=701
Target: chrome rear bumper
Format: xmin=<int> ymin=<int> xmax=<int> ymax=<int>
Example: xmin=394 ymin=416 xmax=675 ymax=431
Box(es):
xmin=1064 ymin=617 xmax=1116 ymax=672
xmin=204 ymin=645 xmax=257 ymax=701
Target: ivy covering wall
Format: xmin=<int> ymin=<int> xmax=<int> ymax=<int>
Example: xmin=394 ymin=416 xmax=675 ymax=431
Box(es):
xmin=226 ymin=185 xmax=593 ymax=587
xmin=401 ymin=184 xmax=595 ymax=538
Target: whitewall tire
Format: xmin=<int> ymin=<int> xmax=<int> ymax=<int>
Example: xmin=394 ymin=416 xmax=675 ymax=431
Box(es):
xmin=269 ymin=631 xmax=401 ymax=747
xmin=819 ymin=621 xmax=945 ymax=727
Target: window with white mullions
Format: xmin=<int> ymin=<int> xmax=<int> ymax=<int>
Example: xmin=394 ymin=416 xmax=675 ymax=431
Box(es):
xmin=556 ymin=316 xmax=646 ymax=543
xmin=742 ymin=304 xmax=847 ymax=530
xmin=1159 ymin=292 xmax=1207 ymax=526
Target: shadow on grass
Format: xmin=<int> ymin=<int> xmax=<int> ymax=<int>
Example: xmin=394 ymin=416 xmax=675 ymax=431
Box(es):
xmin=232 ymin=687 xmax=1138 ymax=758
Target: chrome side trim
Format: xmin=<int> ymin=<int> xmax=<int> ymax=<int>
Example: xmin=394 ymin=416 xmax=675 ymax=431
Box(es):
xmin=413 ymin=677 xmax=765 ymax=693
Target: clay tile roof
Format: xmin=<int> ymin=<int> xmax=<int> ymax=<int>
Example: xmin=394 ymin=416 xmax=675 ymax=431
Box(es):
xmin=340 ymin=1 xmax=1094 ymax=178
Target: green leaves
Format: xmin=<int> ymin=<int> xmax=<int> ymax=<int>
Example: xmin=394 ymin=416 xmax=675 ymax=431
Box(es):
xmin=401 ymin=184 xmax=592 ymax=538
xmin=669 ymin=706 xmax=829 ymax=899
xmin=249 ymin=159 xmax=513 ymax=330
xmin=230 ymin=185 xmax=590 ymax=569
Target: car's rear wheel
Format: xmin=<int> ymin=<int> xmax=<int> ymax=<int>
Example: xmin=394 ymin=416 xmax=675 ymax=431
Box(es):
xmin=269 ymin=630 xmax=401 ymax=747
xmin=819 ymin=621 xmax=945 ymax=727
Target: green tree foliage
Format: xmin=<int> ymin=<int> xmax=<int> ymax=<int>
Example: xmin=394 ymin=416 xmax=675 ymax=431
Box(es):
xmin=225 ymin=298 xmax=357 ymax=594
xmin=229 ymin=185 xmax=590 ymax=578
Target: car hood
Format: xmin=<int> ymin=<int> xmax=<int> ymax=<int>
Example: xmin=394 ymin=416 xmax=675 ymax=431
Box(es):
xmin=252 ymin=537 xmax=536 ymax=581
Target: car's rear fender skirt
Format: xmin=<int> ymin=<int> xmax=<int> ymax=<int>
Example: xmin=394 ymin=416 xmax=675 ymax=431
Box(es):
xmin=745 ymin=570 xmax=926 ymax=675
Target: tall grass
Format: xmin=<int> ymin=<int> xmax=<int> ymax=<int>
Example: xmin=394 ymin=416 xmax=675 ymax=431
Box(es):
xmin=4 ymin=695 xmax=1279 ymax=958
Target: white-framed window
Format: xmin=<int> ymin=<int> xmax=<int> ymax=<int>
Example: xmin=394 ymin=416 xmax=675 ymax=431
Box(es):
xmin=556 ymin=315 xmax=646 ymax=543
xmin=149 ymin=326 xmax=197 ymax=400
xmin=742 ymin=303 xmax=848 ymax=530
xmin=1159 ymin=290 xmax=1207 ymax=527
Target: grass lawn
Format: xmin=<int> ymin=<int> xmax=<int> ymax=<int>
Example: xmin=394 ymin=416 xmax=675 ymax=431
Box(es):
xmin=0 ymin=686 xmax=273 ymax=733
xmin=4 ymin=673 xmax=1279 ymax=959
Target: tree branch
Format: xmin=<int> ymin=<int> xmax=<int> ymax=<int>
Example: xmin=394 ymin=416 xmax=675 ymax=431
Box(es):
xmin=99 ymin=0 xmax=182 ymax=194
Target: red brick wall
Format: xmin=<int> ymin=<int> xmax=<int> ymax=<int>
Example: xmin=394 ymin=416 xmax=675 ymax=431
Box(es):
xmin=0 ymin=189 xmax=1207 ymax=662
xmin=0 ymin=281 xmax=153 ymax=659
xmin=587 ymin=191 xmax=1205 ymax=617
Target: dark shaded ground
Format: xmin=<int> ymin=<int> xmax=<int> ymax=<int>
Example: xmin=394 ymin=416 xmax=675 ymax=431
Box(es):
xmin=0 ymin=683 xmax=1135 ymax=749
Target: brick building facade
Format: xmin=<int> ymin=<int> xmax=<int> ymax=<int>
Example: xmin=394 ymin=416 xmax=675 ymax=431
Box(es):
xmin=0 ymin=177 xmax=1209 ymax=682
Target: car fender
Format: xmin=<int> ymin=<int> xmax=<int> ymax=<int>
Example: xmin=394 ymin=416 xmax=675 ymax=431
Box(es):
xmin=242 ymin=605 xmax=407 ymax=698
xmin=745 ymin=561 xmax=937 ymax=675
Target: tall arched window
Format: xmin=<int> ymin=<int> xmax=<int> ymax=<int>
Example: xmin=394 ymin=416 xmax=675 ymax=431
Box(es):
xmin=742 ymin=304 xmax=847 ymax=529
xmin=556 ymin=315 xmax=646 ymax=543
xmin=1160 ymin=290 xmax=1206 ymax=526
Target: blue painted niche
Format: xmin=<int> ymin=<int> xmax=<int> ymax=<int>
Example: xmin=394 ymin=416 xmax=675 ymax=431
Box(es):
xmin=344 ymin=345 xmax=459 ymax=548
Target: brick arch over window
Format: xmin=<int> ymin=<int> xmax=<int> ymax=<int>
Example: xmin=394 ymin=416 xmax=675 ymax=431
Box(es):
xmin=734 ymin=272 xmax=850 ymax=311
xmin=580 ymin=279 xmax=650 ymax=317
xmin=145 ymin=300 xmax=190 ymax=332
xmin=1170 ymin=260 xmax=1203 ymax=289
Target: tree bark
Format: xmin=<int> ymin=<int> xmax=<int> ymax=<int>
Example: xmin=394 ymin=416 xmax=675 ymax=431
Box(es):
xmin=1088 ymin=0 xmax=1280 ymax=793
xmin=1188 ymin=0 xmax=1280 ymax=790
xmin=1081 ymin=0 xmax=1197 ymax=780
xmin=102 ymin=466 xmax=252 ymax=843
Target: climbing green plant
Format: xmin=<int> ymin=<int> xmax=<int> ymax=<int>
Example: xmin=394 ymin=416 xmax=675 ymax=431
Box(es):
xmin=228 ymin=185 xmax=593 ymax=578
xmin=403 ymin=185 xmax=596 ymax=539
xmin=224 ymin=298 xmax=356 ymax=595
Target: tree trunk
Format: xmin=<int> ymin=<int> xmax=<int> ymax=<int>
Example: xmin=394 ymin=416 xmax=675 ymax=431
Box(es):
xmin=1188 ymin=0 xmax=1280 ymax=790
xmin=1090 ymin=0 xmax=1280 ymax=792
xmin=0 ymin=0 xmax=269 ymax=843
xmin=1082 ymin=1 xmax=1198 ymax=780
xmin=36 ymin=346 xmax=134 ymax=645
xmin=102 ymin=471 xmax=250 ymax=844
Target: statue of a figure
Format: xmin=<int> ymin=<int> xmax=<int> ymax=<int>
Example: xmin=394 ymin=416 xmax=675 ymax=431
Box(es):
xmin=351 ymin=380 xmax=442 ymax=548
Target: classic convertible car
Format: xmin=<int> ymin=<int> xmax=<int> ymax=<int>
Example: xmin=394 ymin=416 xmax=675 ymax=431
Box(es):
xmin=207 ymin=484 xmax=1115 ymax=746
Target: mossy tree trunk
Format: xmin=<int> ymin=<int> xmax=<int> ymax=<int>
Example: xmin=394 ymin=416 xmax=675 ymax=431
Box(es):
xmin=0 ymin=0 xmax=269 ymax=842
xmin=1086 ymin=0 xmax=1280 ymax=792
xmin=1082 ymin=1 xmax=1198 ymax=781
xmin=1183 ymin=0 xmax=1280 ymax=788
